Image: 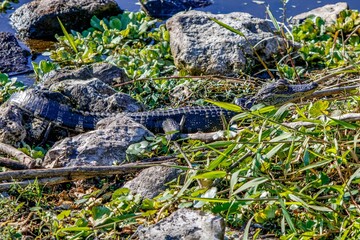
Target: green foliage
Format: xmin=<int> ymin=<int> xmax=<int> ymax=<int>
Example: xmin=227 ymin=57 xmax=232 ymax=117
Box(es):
xmin=32 ymin=60 xmax=60 ymax=81
xmin=277 ymin=64 xmax=305 ymax=80
xmin=292 ymin=10 xmax=360 ymax=67
xmin=18 ymin=142 xmax=46 ymax=159
xmin=51 ymin=11 xmax=175 ymax=79
xmin=0 ymin=73 xmax=24 ymax=103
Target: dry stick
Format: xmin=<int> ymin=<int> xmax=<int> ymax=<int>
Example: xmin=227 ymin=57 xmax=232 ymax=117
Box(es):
xmin=284 ymin=113 xmax=360 ymax=129
xmin=0 ymin=143 xmax=35 ymax=168
xmin=0 ymin=160 xmax=175 ymax=182
xmin=307 ymin=85 xmax=360 ymax=99
xmin=0 ymin=177 xmax=86 ymax=192
xmin=314 ymin=61 xmax=360 ymax=85
xmin=0 ymin=157 xmax=29 ymax=170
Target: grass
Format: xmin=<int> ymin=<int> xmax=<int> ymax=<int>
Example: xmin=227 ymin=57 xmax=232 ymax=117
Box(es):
xmin=2 ymin=7 xmax=360 ymax=240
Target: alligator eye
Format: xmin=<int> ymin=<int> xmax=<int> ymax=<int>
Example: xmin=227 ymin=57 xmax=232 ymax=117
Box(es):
xmin=277 ymin=85 xmax=288 ymax=91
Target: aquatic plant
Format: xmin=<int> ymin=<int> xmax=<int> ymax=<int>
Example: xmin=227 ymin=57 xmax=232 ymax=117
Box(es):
xmin=51 ymin=11 xmax=175 ymax=79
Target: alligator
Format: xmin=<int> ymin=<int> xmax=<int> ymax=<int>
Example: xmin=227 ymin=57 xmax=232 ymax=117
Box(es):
xmin=8 ymin=79 xmax=318 ymax=135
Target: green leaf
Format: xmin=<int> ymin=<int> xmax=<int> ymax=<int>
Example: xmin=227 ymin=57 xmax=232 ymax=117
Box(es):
xmin=92 ymin=206 xmax=111 ymax=220
xmin=193 ymin=171 xmax=227 ymax=179
xmin=328 ymin=117 xmax=359 ymax=129
xmin=309 ymin=100 xmax=329 ymax=117
xmin=57 ymin=210 xmax=71 ymax=220
xmin=289 ymin=194 xmax=333 ymax=212
xmin=265 ymin=143 xmax=285 ymax=158
xmin=243 ymin=216 xmax=254 ymax=240
xmin=266 ymin=6 xmax=280 ymax=31
xmin=210 ymin=17 xmax=246 ymax=37
xmin=90 ymin=15 xmax=103 ymax=31
xmin=297 ymin=159 xmax=333 ymax=173
xmin=57 ymin=17 xmax=78 ymax=53
xmin=279 ymin=198 xmax=296 ymax=233
xmin=208 ymin=143 xmax=236 ymax=170
xmin=269 ymin=133 xmax=293 ymax=142
xmin=112 ymin=188 xmax=130 ymax=200
xmin=232 ymin=177 xmax=268 ymax=195
xmin=206 ymin=99 xmax=242 ymax=112
xmin=56 ymin=227 xmax=91 ymax=233
xmin=230 ymin=170 xmax=240 ymax=196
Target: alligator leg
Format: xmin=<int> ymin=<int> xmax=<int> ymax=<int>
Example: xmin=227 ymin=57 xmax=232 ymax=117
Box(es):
xmin=162 ymin=118 xmax=181 ymax=140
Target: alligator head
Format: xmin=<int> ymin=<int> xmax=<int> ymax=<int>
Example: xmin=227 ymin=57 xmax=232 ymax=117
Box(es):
xmin=236 ymin=79 xmax=319 ymax=109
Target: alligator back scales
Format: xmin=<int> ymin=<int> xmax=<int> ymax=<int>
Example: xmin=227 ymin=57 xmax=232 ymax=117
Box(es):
xmin=9 ymin=91 xmax=237 ymax=133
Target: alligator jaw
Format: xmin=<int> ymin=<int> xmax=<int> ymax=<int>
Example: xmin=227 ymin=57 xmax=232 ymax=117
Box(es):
xmin=236 ymin=79 xmax=319 ymax=109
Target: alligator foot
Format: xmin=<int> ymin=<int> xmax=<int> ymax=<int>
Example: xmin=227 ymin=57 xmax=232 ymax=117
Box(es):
xmin=162 ymin=118 xmax=181 ymax=141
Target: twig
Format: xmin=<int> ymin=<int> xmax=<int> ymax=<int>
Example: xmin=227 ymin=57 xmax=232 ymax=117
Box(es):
xmin=0 ymin=143 xmax=35 ymax=168
xmin=283 ymin=113 xmax=360 ymax=129
xmin=314 ymin=62 xmax=360 ymax=84
xmin=308 ymin=85 xmax=360 ymax=99
xmin=0 ymin=177 xmax=86 ymax=192
xmin=181 ymin=130 xmax=239 ymax=142
xmin=0 ymin=160 xmax=175 ymax=182
xmin=0 ymin=157 xmax=29 ymax=170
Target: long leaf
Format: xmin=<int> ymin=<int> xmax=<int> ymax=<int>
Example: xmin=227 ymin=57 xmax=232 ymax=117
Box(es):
xmin=57 ymin=17 xmax=78 ymax=53
xmin=209 ymin=17 xmax=246 ymax=37
xmin=206 ymin=99 xmax=242 ymax=112
xmin=279 ymin=197 xmax=296 ymax=233
xmin=243 ymin=216 xmax=255 ymax=240
xmin=208 ymin=143 xmax=236 ymax=170
xmin=232 ymin=177 xmax=268 ymax=195
xmin=193 ymin=171 xmax=227 ymax=179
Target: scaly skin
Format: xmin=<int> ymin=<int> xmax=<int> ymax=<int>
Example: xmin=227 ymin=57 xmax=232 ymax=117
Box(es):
xmin=8 ymin=79 xmax=319 ymax=133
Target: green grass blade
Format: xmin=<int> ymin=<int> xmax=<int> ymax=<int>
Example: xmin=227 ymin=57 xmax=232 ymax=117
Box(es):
xmin=232 ymin=177 xmax=268 ymax=195
xmin=209 ymin=17 xmax=246 ymax=37
xmin=57 ymin=17 xmax=78 ymax=53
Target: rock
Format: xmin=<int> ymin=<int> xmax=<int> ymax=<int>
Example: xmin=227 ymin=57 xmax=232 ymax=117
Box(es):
xmin=0 ymin=32 xmax=30 ymax=74
xmin=43 ymin=117 xmax=152 ymax=167
xmin=292 ymin=2 xmax=348 ymax=26
xmin=42 ymin=63 xmax=129 ymax=88
xmin=140 ymin=0 xmax=212 ymax=19
xmin=123 ymin=166 xmax=182 ymax=199
xmin=0 ymin=104 xmax=26 ymax=145
xmin=48 ymin=78 xmax=143 ymax=113
xmin=166 ymin=11 xmax=285 ymax=76
xmin=10 ymin=0 xmax=122 ymax=39
xmin=138 ymin=208 xmax=226 ymax=239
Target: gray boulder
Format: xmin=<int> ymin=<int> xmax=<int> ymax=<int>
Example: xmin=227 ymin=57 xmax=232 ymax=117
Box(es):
xmin=166 ymin=11 xmax=285 ymax=76
xmin=48 ymin=78 xmax=143 ymax=113
xmin=42 ymin=63 xmax=129 ymax=88
xmin=123 ymin=166 xmax=182 ymax=199
xmin=10 ymin=0 xmax=122 ymax=39
xmin=0 ymin=32 xmax=30 ymax=74
xmin=292 ymin=2 xmax=348 ymax=26
xmin=0 ymin=104 xmax=26 ymax=145
xmin=43 ymin=117 xmax=152 ymax=167
xmin=138 ymin=208 xmax=225 ymax=239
